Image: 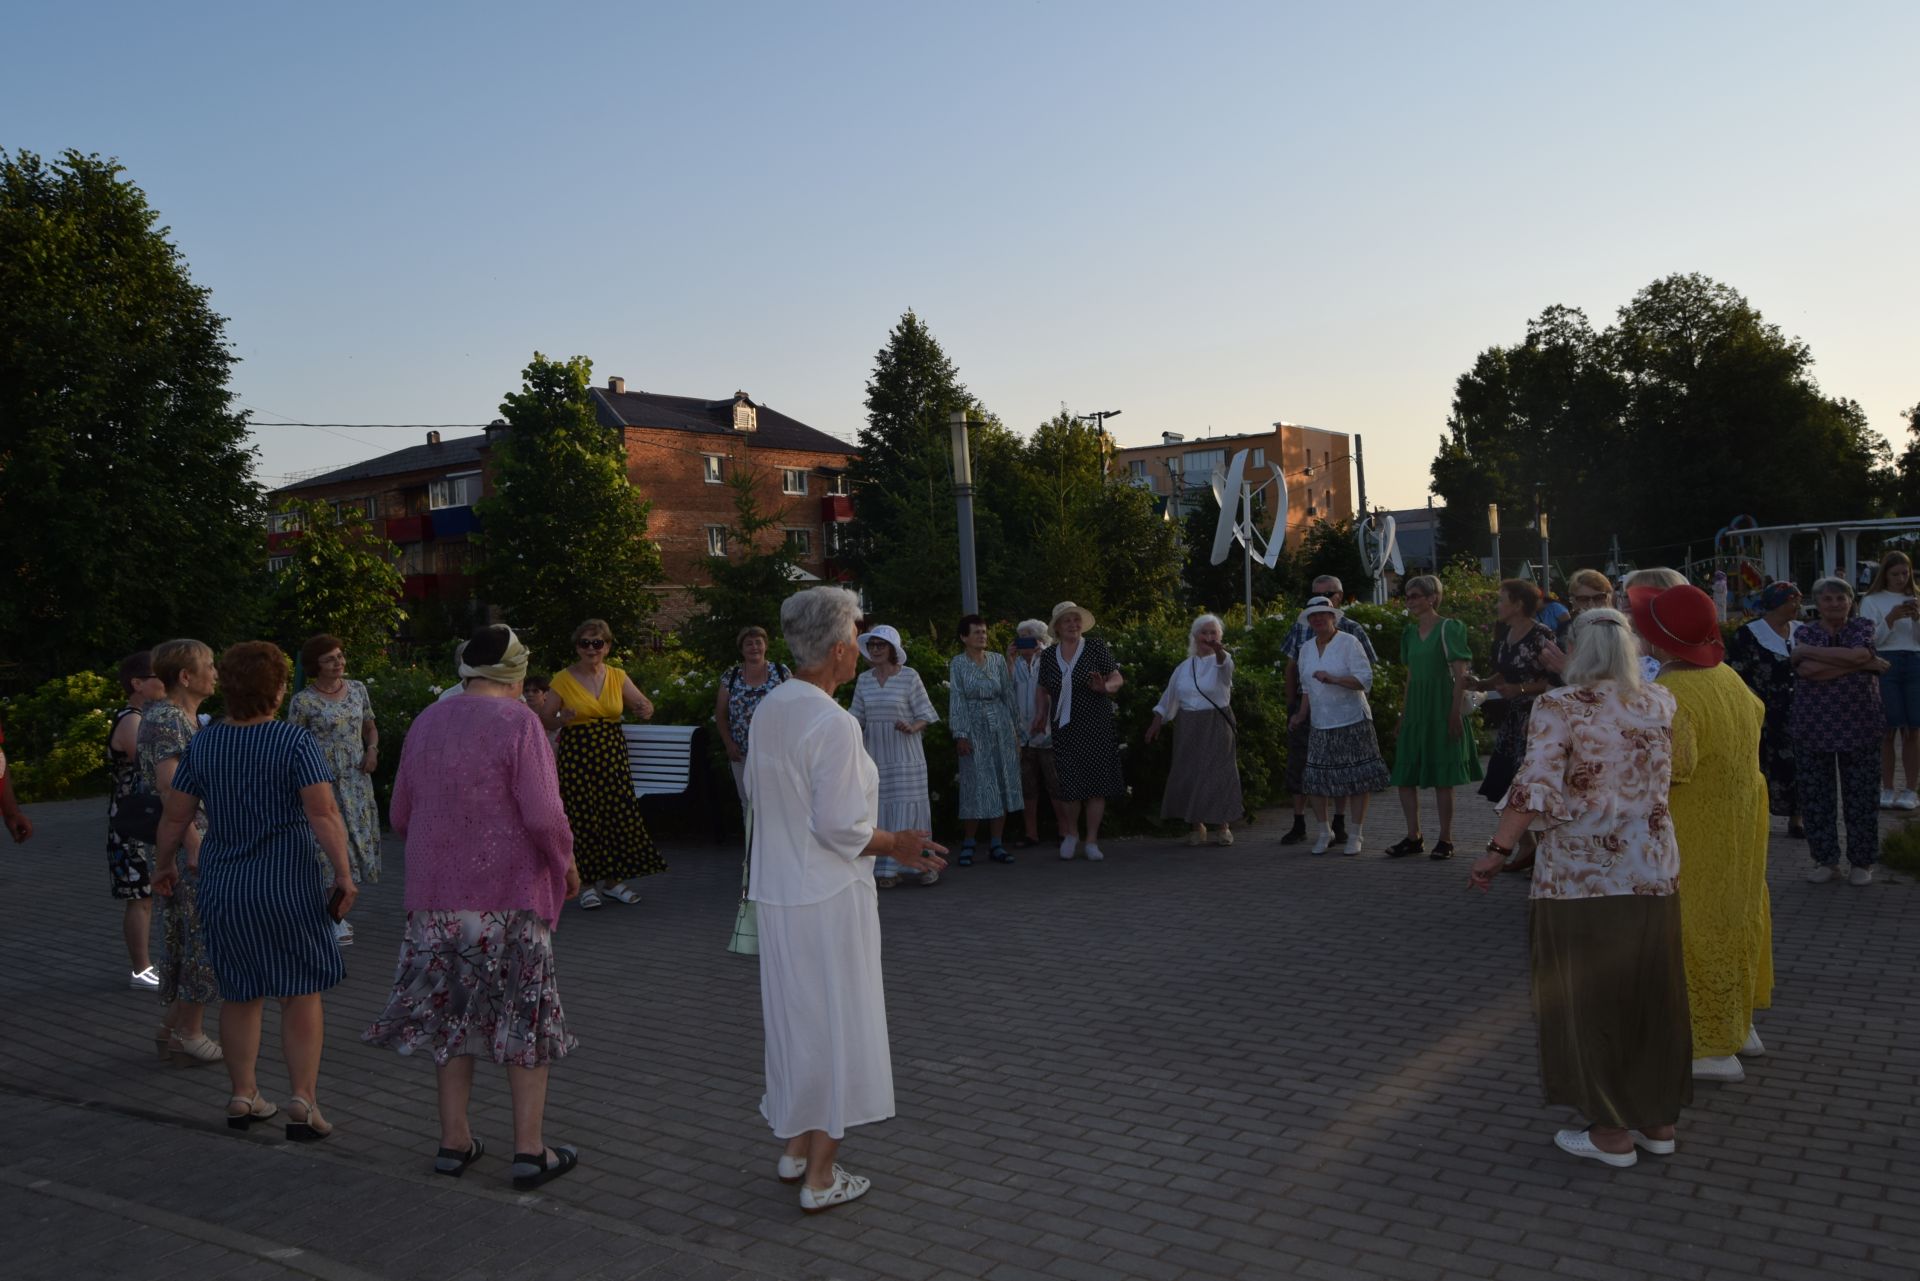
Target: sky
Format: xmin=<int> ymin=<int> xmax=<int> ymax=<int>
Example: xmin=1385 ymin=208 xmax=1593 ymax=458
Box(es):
xmin=7 ymin=1 xmax=1917 ymax=509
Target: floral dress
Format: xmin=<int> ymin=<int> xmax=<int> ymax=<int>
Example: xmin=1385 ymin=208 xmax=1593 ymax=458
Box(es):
xmin=1477 ymin=621 xmax=1560 ymax=803
xmin=107 ymin=707 xmax=153 ymax=900
xmin=947 ymin=652 xmax=1024 ymax=820
xmin=137 ymin=702 xmax=219 ymax=1006
xmin=288 ymin=680 xmax=381 ymax=883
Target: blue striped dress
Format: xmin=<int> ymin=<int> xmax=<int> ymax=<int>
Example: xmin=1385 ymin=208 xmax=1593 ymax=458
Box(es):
xmin=170 ymin=721 xmax=345 ymax=1001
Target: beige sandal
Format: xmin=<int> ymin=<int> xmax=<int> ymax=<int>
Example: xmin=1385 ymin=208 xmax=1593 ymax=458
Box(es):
xmin=170 ymin=1033 xmax=224 ymax=1067
xmin=226 ymin=1091 xmax=278 ymax=1130
xmin=285 ymin=1095 xmax=333 ymax=1142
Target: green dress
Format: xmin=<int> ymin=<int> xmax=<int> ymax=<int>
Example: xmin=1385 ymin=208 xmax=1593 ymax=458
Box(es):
xmin=1390 ymin=617 xmax=1483 ymax=788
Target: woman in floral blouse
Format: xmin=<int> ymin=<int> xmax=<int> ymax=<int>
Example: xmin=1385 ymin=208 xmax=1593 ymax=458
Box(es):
xmin=1791 ymin=577 xmax=1886 ymax=885
xmin=1469 ymin=608 xmax=1692 ymax=1170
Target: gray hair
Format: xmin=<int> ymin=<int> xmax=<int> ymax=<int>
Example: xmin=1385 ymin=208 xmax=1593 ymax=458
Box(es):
xmin=1624 ymin=567 xmax=1685 ymax=591
xmin=1188 ymin=613 xmax=1224 ymax=657
xmin=1561 ymin=608 xmax=1642 ymax=693
xmin=1810 ymin=575 xmax=1855 ymax=601
xmin=781 ymin=587 xmax=864 ymax=669
xmin=1016 ymin=617 xmax=1051 ymax=642
xmin=1312 ymin=574 xmax=1343 ymax=594
xmin=1404 ymin=574 xmax=1441 ymax=600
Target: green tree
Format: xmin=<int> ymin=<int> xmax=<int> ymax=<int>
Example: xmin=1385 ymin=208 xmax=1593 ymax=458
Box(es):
xmin=474 ymin=353 xmax=662 ymax=665
xmin=1298 ymin=518 xmax=1374 ymax=601
xmin=1179 ymin=490 xmax=1295 ymax=616
xmin=1895 ymin=402 xmax=1920 ymax=513
xmin=0 ymin=149 xmax=263 ymax=679
xmin=683 ymin=468 xmax=807 ymax=664
xmin=264 ymin=496 xmax=406 ymax=667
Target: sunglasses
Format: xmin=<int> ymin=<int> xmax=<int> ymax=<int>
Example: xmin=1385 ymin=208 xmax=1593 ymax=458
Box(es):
xmin=576 ymin=638 xmax=607 ymax=650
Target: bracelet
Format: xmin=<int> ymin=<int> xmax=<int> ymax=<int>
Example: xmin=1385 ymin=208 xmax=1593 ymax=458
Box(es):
xmin=1485 ymin=839 xmax=1514 ymax=857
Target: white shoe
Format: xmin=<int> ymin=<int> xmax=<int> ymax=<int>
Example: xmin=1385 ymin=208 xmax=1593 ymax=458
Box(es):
xmin=1310 ymin=827 xmax=1333 ymax=854
xmin=1691 ymin=1055 xmax=1745 ymax=1083
xmin=798 ymin=1164 xmax=871 ymax=1213
xmin=1806 ymin=864 xmax=1835 ymax=884
xmin=1849 ymin=864 xmax=1875 ymax=886
xmin=1341 ymin=831 xmax=1364 ymax=856
xmin=1083 ymin=844 xmax=1104 ymax=862
xmin=1187 ymin=828 xmax=1206 ymax=846
xmin=1878 ymin=787 xmax=1896 ymax=808
xmin=128 ymin=966 xmax=161 ymax=990
xmin=776 ymin=1154 xmax=807 ymax=1184
xmin=1898 ymin=790 xmax=1919 ymax=811
xmin=1628 ymin=1129 xmax=1676 ymax=1156
xmin=578 ymin=886 xmax=604 ymax=909
xmin=1215 ymin=828 xmax=1234 ymax=847
xmin=1059 ymin=836 xmax=1078 ymax=861
xmin=1741 ymin=1026 xmax=1765 ymax=1057
xmin=1553 ymin=1128 xmax=1636 ymax=1168
xmin=600 ymin=882 xmax=641 ymax=905
xmin=332 ymin=918 xmax=354 ymax=946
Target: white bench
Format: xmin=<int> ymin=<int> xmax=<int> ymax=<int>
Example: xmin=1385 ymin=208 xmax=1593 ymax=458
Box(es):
xmin=621 ymin=723 xmax=702 ymax=799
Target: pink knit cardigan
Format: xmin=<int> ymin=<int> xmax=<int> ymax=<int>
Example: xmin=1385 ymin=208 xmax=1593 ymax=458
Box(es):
xmin=389 ymin=696 xmax=575 ymax=926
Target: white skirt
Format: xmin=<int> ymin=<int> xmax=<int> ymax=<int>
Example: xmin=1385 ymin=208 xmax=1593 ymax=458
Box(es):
xmin=757 ymin=879 xmax=895 ymax=1139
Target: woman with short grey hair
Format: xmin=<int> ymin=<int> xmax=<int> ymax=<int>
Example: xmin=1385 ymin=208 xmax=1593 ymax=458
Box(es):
xmin=1791 ymin=575 xmax=1886 ymax=884
xmin=1145 ymin=613 xmax=1243 ymax=845
xmin=747 ymin=587 xmax=947 ymax=1212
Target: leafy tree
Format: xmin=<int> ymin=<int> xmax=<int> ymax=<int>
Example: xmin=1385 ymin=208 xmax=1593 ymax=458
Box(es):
xmin=1179 ymin=490 xmax=1295 ymax=616
xmin=683 ymin=468 xmax=807 ymax=664
xmin=1299 ymin=518 xmax=1374 ymax=602
xmin=1896 ymin=402 xmax=1920 ymax=514
xmin=474 ymin=353 xmax=662 ymax=666
xmin=0 ymin=149 xmax=263 ymax=679
xmin=264 ymin=496 xmax=406 ymax=668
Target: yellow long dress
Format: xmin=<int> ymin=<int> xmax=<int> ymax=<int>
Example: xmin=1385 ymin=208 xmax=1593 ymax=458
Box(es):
xmin=1661 ymin=664 xmax=1774 ymax=1058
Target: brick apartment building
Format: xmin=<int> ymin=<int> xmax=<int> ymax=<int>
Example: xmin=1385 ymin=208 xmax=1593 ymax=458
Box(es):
xmin=274 ymin=377 xmax=858 ymax=628
xmin=1109 ymin=422 xmax=1355 ymax=548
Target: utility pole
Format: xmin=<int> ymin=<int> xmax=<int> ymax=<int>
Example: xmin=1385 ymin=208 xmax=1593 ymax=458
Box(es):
xmin=1539 ymin=511 xmax=1551 ymax=593
xmin=1243 ymin=480 xmax=1256 ymax=629
xmin=949 ymin=410 xmax=979 ymax=615
xmin=1488 ymin=503 xmax=1502 ymax=578
xmin=1353 ymin=433 xmax=1368 ymax=520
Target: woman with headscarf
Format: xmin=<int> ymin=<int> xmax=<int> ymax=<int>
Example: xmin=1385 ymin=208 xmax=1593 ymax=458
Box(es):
xmin=848 ymin=624 xmax=941 ymax=888
xmin=1030 ymin=602 xmax=1125 ymax=862
xmin=1727 ymin=581 xmax=1804 ymax=838
xmin=1144 ymin=613 xmax=1243 ymax=846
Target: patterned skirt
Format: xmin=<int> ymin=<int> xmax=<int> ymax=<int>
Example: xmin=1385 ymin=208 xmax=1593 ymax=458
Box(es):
xmin=159 ymin=869 xmax=220 ymax=1006
xmin=555 ymin=720 xmax=665 ymax=885
xmin=362 ymin=909 xmax=576 ymax=1067
xmin=1300 ymin=721 xmax=1390 ymax=797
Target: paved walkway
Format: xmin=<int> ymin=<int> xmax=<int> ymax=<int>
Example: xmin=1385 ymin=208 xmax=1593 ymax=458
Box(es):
xmin=3 ymin=792 xmax=1914 ymax=1281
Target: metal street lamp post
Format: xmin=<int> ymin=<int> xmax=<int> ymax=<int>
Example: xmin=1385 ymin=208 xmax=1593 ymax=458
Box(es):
xmin=1488 ymin=503 xmax=1502 ymax=578
xmin=1539 ymin=511 xmax=1551 ymax=591
xmin=950 ymin=410 xmax=979 ymax=615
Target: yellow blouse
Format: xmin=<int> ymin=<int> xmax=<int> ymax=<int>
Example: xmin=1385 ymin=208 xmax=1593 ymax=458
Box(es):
xmin=552 ymin=666 xmax=626 ymax=723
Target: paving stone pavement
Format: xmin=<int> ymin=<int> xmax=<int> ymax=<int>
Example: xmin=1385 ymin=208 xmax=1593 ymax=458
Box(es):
xmin=2 ymin=790 xmax=1915 ymax=1281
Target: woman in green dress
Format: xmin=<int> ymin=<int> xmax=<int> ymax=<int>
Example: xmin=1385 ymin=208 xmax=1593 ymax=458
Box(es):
xmin=1386 ymin=575 xmax=1481 ymax=859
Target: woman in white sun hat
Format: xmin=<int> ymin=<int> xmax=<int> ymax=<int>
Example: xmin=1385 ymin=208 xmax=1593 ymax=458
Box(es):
xmin=1030 ymin=601 xmax=1125 ymax=861
xmin=848 ymin=624 xmax=942 ymax=888
xmin=1292 ymin=596 xmax=1390 ymax=854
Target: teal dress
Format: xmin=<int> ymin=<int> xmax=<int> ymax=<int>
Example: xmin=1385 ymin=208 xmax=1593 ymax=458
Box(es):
xmin=948 ymin=652 xmax=1025 ymax=820
xmin=1390 ymin=617 xmax=1483 ymax=788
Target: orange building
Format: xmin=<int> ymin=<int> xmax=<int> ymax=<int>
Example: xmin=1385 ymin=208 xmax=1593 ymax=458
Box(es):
xmin=1109 ymin=423 xmax=1355 ymax=549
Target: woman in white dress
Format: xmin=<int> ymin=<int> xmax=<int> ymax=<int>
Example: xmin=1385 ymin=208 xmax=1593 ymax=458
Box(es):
xmin=848 ymin=624 xmax=941 ymax=888
xmin=747 ymin=588 xmax=948 ymax=1213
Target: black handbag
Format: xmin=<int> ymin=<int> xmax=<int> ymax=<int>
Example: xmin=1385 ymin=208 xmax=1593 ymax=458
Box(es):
xmin=110 ymin=792 xmax=164 ymax=843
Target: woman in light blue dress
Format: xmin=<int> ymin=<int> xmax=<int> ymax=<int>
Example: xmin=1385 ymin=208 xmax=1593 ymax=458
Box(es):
xmin=948 ymin=614 xmax=1024 ymax=865
xmin=848 ymin=624 xmax=940 ymax=888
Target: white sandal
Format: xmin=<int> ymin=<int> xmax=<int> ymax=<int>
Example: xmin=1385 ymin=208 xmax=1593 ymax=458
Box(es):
xmin=798 ymin=1164 xmax=871 ymax=1213
xmin=601 ymin=882 xmax=641 ymax=905
xmin=1554 ymin=1127 xmax=1636 ymax=1168
xmin=777 ymin=1154 xmax=807 ymax=1184
xmin=1628 ymin=1129 xmax=1676 ymax=1156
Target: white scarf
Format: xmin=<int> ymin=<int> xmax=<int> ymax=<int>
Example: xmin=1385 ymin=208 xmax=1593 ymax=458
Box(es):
xmin=1745 ymin=617 xmax=1791 ymax=659
xmin=1054 ymin=638 xmax=1086 ymax=728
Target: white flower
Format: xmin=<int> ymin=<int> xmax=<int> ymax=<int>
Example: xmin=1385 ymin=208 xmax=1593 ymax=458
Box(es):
xmin=428 ymin=685 xmax=442 ymax=694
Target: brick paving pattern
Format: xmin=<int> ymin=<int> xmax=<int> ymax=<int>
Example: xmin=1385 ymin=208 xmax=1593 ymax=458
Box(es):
xmin=2 ymin=791 xmax=1914 ymax=1280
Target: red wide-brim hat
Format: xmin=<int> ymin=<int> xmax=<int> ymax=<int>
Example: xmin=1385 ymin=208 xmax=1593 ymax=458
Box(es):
xmin=1628 ymin=584 xmax=1725 ymax=668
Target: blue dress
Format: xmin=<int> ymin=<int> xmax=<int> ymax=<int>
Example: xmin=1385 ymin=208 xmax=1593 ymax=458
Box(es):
xmin=171 ymin=721 xmax=344 ymax=1002
xmin=947 ymin=652 xmax=1024 ymax=819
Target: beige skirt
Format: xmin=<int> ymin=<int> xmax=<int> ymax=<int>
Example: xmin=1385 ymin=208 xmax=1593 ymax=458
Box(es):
xmin=1160 ymin=711 xmax=1244 ymax=825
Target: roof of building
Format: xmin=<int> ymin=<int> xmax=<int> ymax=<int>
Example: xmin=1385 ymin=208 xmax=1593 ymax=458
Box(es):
xmin=591 ymin=387 xmax=857 ymax=456
xmin=1111 ymin=424 xmax=1348 ymax=455
xmin=278 ymin=433 xmax=489 ymax=494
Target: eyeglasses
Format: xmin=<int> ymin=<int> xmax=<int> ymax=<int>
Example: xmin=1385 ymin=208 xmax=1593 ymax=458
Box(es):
xmin=576 ymin=638 xmax=607 ymax=650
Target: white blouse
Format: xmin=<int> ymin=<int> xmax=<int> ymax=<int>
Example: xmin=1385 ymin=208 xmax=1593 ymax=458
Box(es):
xmin=1010 ymin=652 xmax=1051 ymax=748
xmin=1152 ymin=654 xmax=1236 ymax=722
xmin=1296 ymin=631 xmax=1374 ymax=730
xmin=744 ymin=680 xmax=879 ymax=907
xmin=1860 ymin=591 xmax=1920 ymax=652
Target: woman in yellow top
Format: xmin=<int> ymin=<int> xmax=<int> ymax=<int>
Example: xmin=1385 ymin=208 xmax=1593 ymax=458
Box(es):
xmin=1630 ymin=583 xmax=1773 ymax=1084
xmin=540 ymin=618 xmax=665 ymax=910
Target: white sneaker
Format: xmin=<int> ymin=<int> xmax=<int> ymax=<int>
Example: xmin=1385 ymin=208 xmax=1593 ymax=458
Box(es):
xmin=1691 ymin=1055 xmax=1745 ymax=1083
xmin=1627 ymin=1129 xmax=1676 ymax=1156
xmin=1897 ymin=790 xmax=1918 ymax=811
xmin=1806 ymin=864 xmax=1835 ymax=884
xmin=1741 ymin=1026 xmax=1766 ymax=1057
xmin=1553 ymin=1128 xmax=1636 ymax=1168
xmin=1341 ymin=831 xmax=1364 ymax=856
xmin=1083 ymin=844 xmax=1104 ymax=862
xmin=798 ymin=1164 xmax=871 ymax=1213
xmin=776 ymin=1154 xmax=807 ymax=1184
xmin=128 ymin=966 xmax=160 ymax=990
xmin=1879 ymin=787 xmax=1896 ymax=809
xmin=1849 ymin=864 xmax=1875 ymax=886
xmin=1059 ymin=835 xmax=1078 ymax=861
xmin=1310 ymin=827 xmax=1333 ymax=854
xmin=333 ymin=919 xmax=354 ymax=946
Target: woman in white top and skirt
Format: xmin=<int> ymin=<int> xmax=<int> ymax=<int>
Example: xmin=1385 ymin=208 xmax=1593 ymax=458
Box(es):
xmin=1292 ymin=596 xmax=1390 ymax=855
xmin=1145 ymin=614 xmax=1243 ymax=845
xmin=747 ymin=588 xmax=948 ymax=1213
xmin=1858 ymin=550 xmax=1920 ymax=809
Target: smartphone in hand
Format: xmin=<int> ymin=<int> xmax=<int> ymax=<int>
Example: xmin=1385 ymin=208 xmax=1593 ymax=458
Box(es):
xmin=327 ymin=886 xmax=349 ymax=922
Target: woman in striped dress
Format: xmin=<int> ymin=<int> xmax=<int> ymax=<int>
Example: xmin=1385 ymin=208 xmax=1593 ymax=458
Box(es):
xmin=848 ymin=625 xmax=940 ymax=888
xmin=153 ymin=641 xmax=357 ymax=1141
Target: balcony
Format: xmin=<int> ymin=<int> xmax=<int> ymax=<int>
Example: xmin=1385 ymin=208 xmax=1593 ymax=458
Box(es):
xmin=430 ymin=505 xmax=481 ymax=538
xmin=266 ymin=530 xmax=302 ymax=552
xmin=820 ymin=495 xmax=854 ymax=523
xmin=402 ymin=572 xmax=475 ymax=601
xmin=385 ymin=513 xmax=433 ymax=543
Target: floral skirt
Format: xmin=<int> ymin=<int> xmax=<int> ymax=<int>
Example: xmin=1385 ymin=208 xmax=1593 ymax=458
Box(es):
xmin=160 ymin=871 xmax=220 ymax=1007
xmin=361 ymin=910 xmax=575 ymax=1067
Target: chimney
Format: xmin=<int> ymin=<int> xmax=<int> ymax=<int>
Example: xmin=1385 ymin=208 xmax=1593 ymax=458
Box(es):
xmin=484 ymin=418 xmax=508 ymax=444
xmin=608 ymin=376 xmax=625 ymax=394
xmin=427 ymin=430 xmax=442 ymax=445
xmin=1162 ymin=432 xmax=1184 ymax=445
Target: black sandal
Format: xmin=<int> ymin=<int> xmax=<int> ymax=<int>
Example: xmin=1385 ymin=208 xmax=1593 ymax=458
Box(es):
xmin=1385 ymin=836 xmax=1425 ymax=858
xmin=1429 ymin=840 xmax=1455 ymax=861
xmin=989 ymin=842 xmax=1013 ymax=863
xmin=434 ymin=1137 xmax=485 ymax=1177
xmin=511 ymin=1144 xmax=579 ymax=1191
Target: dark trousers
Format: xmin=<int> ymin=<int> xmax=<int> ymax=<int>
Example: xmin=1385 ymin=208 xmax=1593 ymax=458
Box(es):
xmin=1795 ymin=742 xmax=1879 ymax=868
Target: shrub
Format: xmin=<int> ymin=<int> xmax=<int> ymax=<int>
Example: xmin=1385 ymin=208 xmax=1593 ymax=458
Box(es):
xmin=2 ymin=670 xmax=119 ymax=801
xmin=1882 ymin=820 xmax=1920 ymax=874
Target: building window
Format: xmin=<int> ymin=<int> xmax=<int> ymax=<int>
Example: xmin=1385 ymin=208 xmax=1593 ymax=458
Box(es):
xmin=702 ymin=454 xmax=724 ymax=483
xmin=1182 ymin=449 xmax=1225 ymax=486
xmin=332 ymin=496 xmax=372 ymax=523
xmin=1252 ymin=448 xmax=1265 ymax=469
xmin=823 ymin=472 xmax=851 ymax=496
xmin=782 ymin=468 xmax=809 ymax=496
xmin=824 ymin=524 xmax=848 ymax=557
xmin=437 ymin=542 xmax=472 ymax=574
xmin=399 ymin=543 xmax=430 ymax=575
xmin=267 ymin=555 xmax=290 ymax=574
xmin=268 ymin=510 xmax=302 ymax=534
xmin=705 ymin=525 xmax=728 ymax=557
xmin=1128 ymin=459 xmax=1152 ymax=488
xmin=428 ymin=472 xmax=481 ymax=509
xmin=785 ymin=527 xmax=812 ymax=556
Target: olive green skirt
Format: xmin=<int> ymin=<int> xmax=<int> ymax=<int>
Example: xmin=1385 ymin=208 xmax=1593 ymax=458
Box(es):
xmin=1530 ymin=894 xmax=1694 ymax=1129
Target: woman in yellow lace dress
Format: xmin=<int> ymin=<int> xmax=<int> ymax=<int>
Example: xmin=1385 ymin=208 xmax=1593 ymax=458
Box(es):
xmin=1631 ymin=583 xmax=1773 ymax=1083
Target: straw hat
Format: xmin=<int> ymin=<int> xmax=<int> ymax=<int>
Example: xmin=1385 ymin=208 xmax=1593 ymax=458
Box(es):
xmin=1049 ymin=601 xmax=1095 ymax=632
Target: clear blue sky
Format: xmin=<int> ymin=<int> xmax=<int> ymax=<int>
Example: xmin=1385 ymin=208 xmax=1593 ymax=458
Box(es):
xmin=7 ymin=1 xmax=1916 ymax=509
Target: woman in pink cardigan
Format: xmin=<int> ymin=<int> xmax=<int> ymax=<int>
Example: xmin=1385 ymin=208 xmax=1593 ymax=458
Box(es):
xmin=362 ymin=625 xmax=582 ymax=1191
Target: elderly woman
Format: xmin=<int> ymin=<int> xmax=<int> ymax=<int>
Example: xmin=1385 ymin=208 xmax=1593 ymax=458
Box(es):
xmin=1145 ymin=614 xmax=1243 ymax=846
xmin=1032 ymin=601 xmax=1125 ymax=862
xmin=850 ymin=624 xmax=941 ymax=887
xmin=1540 ymin=569 xmax=1617 ymax=677
xmin=542 ymin=618 xmax=663 ymax=910
xmin=1008 ymin=619 xmax=1056 ymax=848
xmin=1293 ymin=596 xmax=1390 ymax=855
xmin=289 ymin=634 xmax=381 ymax=945
xmin=363 ymin=625 xmax=582 ymax=1190
xmin=1469 ymin=609 xmax=1692 ymax=1168
xmin=1792 ymin=577 xmax=1886 ymax=885
xmin=139 ymin=639 xmax=223 ymax=1067
xmin=1859 ymin=550 xmax=1920 ymax=809
xmin=108 ymin=649 xmax=166 ymax=990
xmin=1728 ymin=582 xmax=1805 ymax=838
xmin=153 ymin=641 xmax=355 ymax=1139
xmin=1631 ymin=583 xmax=1774 ymax=1083
xmin=715 ymin=625 xmax=792 ymax=803
xmin=1387 ymin=576 xmax=1480 ymax=859
xmin=948 ymin=615 xmax=1024 ymax=865
xmin=1472 ymin=579 xmax=1561 ymax=872
xmin=747 ymin=587 xmax=948 ymax=1212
